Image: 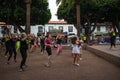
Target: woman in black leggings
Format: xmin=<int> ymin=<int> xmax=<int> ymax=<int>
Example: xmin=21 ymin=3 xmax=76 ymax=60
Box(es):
xmin=7 ymin=34 xmax=17 ymax=64
xmin=19 ymin=33 xmax=28 ymax=72
xmin=40 ymin=34 xmax=45 ymax=54
xmin=4 ymin=35 xmax=10 ymax=57
xmin=109 ymin=27 xmax=116 ymax=49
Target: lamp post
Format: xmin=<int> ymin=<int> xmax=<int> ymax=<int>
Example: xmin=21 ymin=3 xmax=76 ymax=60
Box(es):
xmin=25 ymin=0 xmax=31 ymax=34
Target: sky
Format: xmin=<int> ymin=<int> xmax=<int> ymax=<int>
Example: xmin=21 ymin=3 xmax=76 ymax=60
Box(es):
xmin=48 ymin=0 xmax=58 ymax=21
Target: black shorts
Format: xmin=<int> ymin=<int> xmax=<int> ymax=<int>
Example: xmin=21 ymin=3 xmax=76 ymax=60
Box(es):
xmin=41 ymin=44 xmax=45 ymax=49
xmin=46 ymin=48 xmax=52 ymax=56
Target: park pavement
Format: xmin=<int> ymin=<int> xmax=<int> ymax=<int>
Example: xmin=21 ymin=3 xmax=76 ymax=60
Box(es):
xmin=0 ymin=46 xmax=120 ymax=80
xmin=87 ymin=44 xmax=120 ymax=66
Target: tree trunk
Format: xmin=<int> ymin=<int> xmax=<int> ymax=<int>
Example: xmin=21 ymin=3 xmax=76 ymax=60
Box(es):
xmin=25 ymin=0 xmax=31 ymax=34
xmin=113 ymin=15 xmax=120 ymax=37
xmin=115 ymin=23 xmax=120 ymax=37
xmin=76 ymin=0 xmax=81 ymax=37
xmin=116 ymin=15 xmax=120 ymax=37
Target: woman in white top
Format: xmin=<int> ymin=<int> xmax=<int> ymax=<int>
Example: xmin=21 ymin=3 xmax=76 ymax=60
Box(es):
xmin=71 ymin=37 xmax=81 ymax=66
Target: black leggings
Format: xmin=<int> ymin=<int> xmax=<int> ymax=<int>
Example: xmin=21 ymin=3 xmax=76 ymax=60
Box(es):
xmin=5 ymin=45 xmax=9 ymax=55
xmin=110 ymin=36 xmax=116 ymax=47
xmin=41 ymin=44 xmax=45 ymax=52
xmin=8 ymin=47 xmax=17 ymax=61
xmin=20 ymin=48 xmax=27 ymax=69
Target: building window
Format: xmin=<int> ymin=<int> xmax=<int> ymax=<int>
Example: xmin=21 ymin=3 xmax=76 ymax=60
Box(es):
xmin=68 ymin=26 xmax=73 ymax=32
xmin=38 ymin=26 xmax=43 ymax=33
xmin=49 ymin=26 xmax=53 ymax=32
xmin=59 ymin=26 xmax=63 ymax=32
xmin=106 ymin=27 xmax=109 ymax=32
xmin=97 ymin=26 xmax=100 ymax=32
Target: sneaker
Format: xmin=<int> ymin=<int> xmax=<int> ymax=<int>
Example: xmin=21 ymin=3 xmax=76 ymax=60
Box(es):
xmin=4 ymin=55 xmax=8 ymax=58
xmin=41 ymin=52 xmax=43 ymax=54
xmin=14 ymin=60 xmax=17 ymax=63
xmin=23 ymin=65 xmax=28 ymax=68
xmin=45 ymin=63 xmax=50 ymax=67
xmin=18 ymin=68 xmax=24 ymax=72
xmin=75 ymin=63 xmax=80 ymax=66
xmin=79 ymin=58 xmax=82 ymax=60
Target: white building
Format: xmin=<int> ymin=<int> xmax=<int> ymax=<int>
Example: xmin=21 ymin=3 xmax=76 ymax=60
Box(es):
xmin=30 ymin=21 xmax=77 ymax=36
xmin=0 ymin=21 xmax=111 ymax=37
xmin=0 ymin=21 xmax=77 ymax=37
xmin=93 ymin=23 xmax=110 ymax=35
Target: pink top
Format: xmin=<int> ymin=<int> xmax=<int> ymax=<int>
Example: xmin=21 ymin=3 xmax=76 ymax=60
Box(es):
xmin=44 ymin=38 xmax=52 ymax=48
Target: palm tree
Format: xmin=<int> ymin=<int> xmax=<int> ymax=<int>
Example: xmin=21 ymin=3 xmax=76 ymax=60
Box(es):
xmin=25 ymin=0 xmax=31 ymax=34
xmin=56 ymin=0 xmax=81 ymax=37
xmin=75 ymin=0 xmax=81 ymax=37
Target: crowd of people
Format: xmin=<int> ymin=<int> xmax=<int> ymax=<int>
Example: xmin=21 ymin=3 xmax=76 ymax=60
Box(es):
xmin=0 ymin=32 xmax=85 ymax=72
xmin=0 ymin=26 xmax=118 ymax=72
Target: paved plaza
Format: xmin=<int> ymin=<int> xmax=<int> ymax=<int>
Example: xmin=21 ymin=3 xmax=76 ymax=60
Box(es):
xmin=89 ymin=45 xmax=120 ymax=57
xmin=0 ymin=46 xmax=120 ymax=80
xmin=88 ymin=45 xmax=120 ymax=66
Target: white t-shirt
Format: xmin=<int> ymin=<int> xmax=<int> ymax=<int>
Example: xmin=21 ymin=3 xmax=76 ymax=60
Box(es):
xmin=72 ymin=44 xmax=81 ymax=54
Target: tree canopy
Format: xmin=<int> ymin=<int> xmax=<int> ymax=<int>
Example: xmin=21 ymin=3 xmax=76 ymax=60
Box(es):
xmin=31 ymin=0 xmax=51 ymax=25
xmin=57 ymin=0 xmax=120 ymax=36
xmin=0 ymin=0 xmax=51 ymax=32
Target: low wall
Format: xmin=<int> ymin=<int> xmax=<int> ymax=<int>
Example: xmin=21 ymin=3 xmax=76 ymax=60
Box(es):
xmin=87 ymin=46 xmax=120 ymax=67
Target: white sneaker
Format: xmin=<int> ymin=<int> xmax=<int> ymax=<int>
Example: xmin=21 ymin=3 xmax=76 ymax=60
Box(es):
xmin=41 ymin=52 xmax=43 ymax=54
xmin=46 ymin=63 xmax=50 ymax=67
xmin=18 ymin=68 xmax=24 ymax=72
xmin=79 ymin=58 xmax=83 ymax=60
xmin=76 ymin=64 xmax=80 ymax=66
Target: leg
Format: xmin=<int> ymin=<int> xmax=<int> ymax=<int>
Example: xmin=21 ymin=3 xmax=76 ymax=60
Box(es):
xmin=20 ymin=49 xmax=27 ymax=70
xmin=113 ymin=37 xmax=116 ymax=48
xmin=7 ymin=48 xmax=13 ymax=64
xmin=59 ymin=45 xmax=62 ymax=53
xmin=57 ymin=44 xmax=60 ymax=54
xmin=76 ymin=54 xmax=79 ymax=63
xmin=41 ymin=44 xmax=44 ymax=54
xmin=110 ymin=37 xmax=113 ymax=49
xmin=30 ymin=45 xmax=34 ymax=52
xmin=46 ymin=48 xmax=52 ymax=65
xmin=76 ymin=54 xmax=80 ymax=66
xmin=73 ymin=54 xmax=77 ymax=64
xmin=5 ymin=47 xmax=9 ymax=56
xmin=79 ymin=54 xmax=82 ymax=60
xmin=42 ymin=45 xmax=45 ymax=53
xmin=13 ymin=47 xmax=17 ymax=62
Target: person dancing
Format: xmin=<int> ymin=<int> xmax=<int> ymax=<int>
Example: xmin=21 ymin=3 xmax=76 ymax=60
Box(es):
xmin=7 ymin=34 xmax=17 ymax=64
xmin=44 ymin=34 xmax=53 ymax=67
xmin=19 ymin=33 xmax=28 ymax=72
xmin=56 ymin=35 xmax=62 ymax=55
xmin=109 ymin=27 xmax=116 ymax=49
xmin=40 ymin=33 xmax=45 ymax=54
xmin=71 ymin=37 xmax=82 ymax=66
